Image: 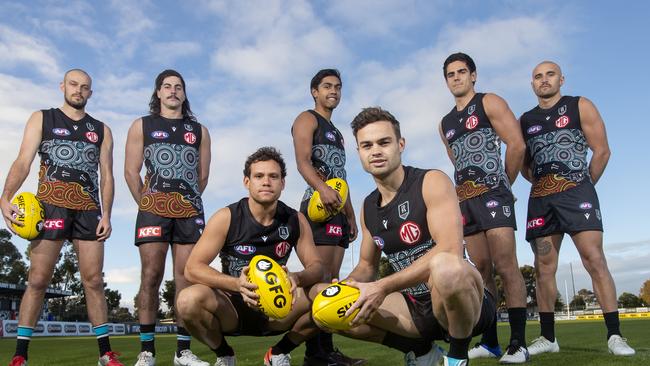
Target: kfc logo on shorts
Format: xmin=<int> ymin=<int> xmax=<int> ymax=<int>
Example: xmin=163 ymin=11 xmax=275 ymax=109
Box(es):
xmin=527 ymin=125 xmax=543 ymax=135
xmin=526 ymin=217 xmax=545 ymax=230
xmin=275 ymin=241 xmax=291 ymax=258
xmin=235 ymin=245 xmax=256 ymax=255
xmin=85 ymin=131 xmax=98 ymax=143
xmin=485 ymin=200 xmax=499 ymax=208
xmin=445 ymin=129 xmax=456 ymax=140
xmin=137 ymin=226 xmax=161 ymax=238
xmin=52 ymin=128 xmax=70 ymax=136
xmin=465 ymin=115 xmax=479 ymax=130
xmin=555 ymin=116 xmax=570 ymax=128
xmin=325 ymin=224 xmax=343 ymax=237
xmin=44 ymin=219 xmax=64 ymax=230
xmin=579 ymin=202 xmax=593 ymax=210
xmin=399 ymin=221 xmax=421 ymax=245
xmin=373 ymin=236 xmax=385 ymax=250
xmin=184 ymin=132 xmax=196 ymax=144
xmin=325 ymin=131 xmax=336 ymax=142
xmin=151 ymin=131 xmax=169 ymax=139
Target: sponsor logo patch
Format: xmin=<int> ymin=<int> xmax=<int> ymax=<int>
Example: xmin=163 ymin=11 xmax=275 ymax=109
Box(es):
xmin=579 ymin=202 xmax=592 ymax=210
xmin=151 ymin=131 xmax=169 ymax=139
xmin=278 ymin=225 xmax=289 ymax=240
xmin=137 ymin=226 xmax=161 ymax=238
xmin=326 ymin=224 xmax=343 ymax=237
xmin=468 ymin=104 xmax=476 ymax=115
xmin=526 ymin=217 xmax=545 ymax=229
xmin=184 ymin=123 xmax=193 ymax=131
xmin=195 ymin=218 xmax=204 ymax=225
xmin=325 ymin=131 xmax=336 ymax=141
xmin=558 ymin=105 xmax=567 ymax=115
xmin=373 ymin=236 xmax=385 ymax=250
xmin=527 ymin=125 xmax=543 ymax=134
xmin=275 ymin=241 xmax=291 ymax=258
xmin=52 ymin=128 xmax=70 ymax=136
xmin=465 ymin=115 xmax=479 ymax=130
xmin=503 ymin=206 xmax=511 ymax=217
xmin=485 ymin=200 xmax=499 ymax=208
xmin=235 ymin=245 xmax=256 ymax=255
xmin=85 ymin=131 xmax=98 ymax=143
xmin=555 ymin=115 xmax=570 ymax=128
xmin=44 ymin=219 xmax=64 ymax=230
xmin=445 ymin=129 xmax=456 ymax=140
xmin=399 ymin=221 xmax=421 ymax=244
xmin=398 ymin=201 xmax=410 ymax=220
xmin=184 ymin=132 xmax=196 ymax=144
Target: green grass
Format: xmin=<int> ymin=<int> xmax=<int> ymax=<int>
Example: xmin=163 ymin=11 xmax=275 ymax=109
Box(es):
xmin=1 ymin=319 xmax=648 ymax=365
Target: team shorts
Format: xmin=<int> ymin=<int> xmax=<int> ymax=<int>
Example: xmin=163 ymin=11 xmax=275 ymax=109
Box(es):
xmin=460 ymin=186 xmax=517 ymax=236
xmin=223 ymin=292 xmax=284 ymax=337
xmin=403 ymin=289 xmax=495 ymax=343
xmin=134 ymin=210 xmax=205 ymax=245
xmin=299 ymin=200 xmax=350 ymax=248
xmin=38 ymin=202 xmax=102 ymax=241
xmin=525 ymin=182 xmax=603 ymax=242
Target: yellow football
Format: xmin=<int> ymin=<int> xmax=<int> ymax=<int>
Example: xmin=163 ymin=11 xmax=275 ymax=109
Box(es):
xmin=10 ymin=192 xmax=44 ymax=240
xmin=312 ymin=282 xmax=360 ymax=331
xmin=307 ymin=178 xmax=348 ymax=222
xmin=247 ymin=255 xmax=292 ymax=319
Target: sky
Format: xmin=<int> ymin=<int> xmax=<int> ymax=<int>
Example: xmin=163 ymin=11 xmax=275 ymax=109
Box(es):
xmin=1 ymin=0 xmax=649 ymax=310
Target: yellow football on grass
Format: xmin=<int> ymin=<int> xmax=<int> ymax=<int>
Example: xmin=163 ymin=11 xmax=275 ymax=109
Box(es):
xmin=307 ymin=178 xmax=348 ymax=222
xmin=312 ymin=282 xmax=360 ymax=331
xmin=247 ymin=255 xmax=292 ymax=319
xmin=11 ymin=192 xmax=44 ymax=240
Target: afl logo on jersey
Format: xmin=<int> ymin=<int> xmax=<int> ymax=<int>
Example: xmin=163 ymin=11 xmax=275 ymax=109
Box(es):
xmin=184 ymin=132 xmax=196 ymax=144
xmin=527 ymin=125 xmax=543 ymax=135
xmin=151 ymin=131 xmax=169 ymax=139
xmin=53 ymin=128 xmax=70 ymax=136
xmin=445 ymin=129 xmax=456 ymax=140
xmin=234 ymin=245 xmax=256 ymax=255
xmin=465 ymin=115 xmax=479 ymax=130
xmin=275 ymin=241 xmax=291 ymax=258
xmin=579 ymin=202 xmax=592 ymax=210
xmin=555 ymin=116 xmax=570 ymax=128
xmin=399 ymin=222 xmax=421 ymax=245
xmin=485 ymin=200 xmax=499 ymax=208
xmin=85 ymin=132 xmax=98 ymax=143
xmin=195 ymin=218 xmax=204 ymax=225
xmin=373 ymin=236 xmax=385 ymax=250
xmin=325 ymin=131 xmax=337 ymax=142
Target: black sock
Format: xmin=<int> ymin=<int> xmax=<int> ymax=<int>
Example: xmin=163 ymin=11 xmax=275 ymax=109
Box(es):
xmin=539 ymin=312 xmax=555 ymax=342
xmin=97 ymin=336 xmax=112 ymax=356
xmin=15 ymin=339 xmax=30 ymax=359
xmin=382 ymin=331 xmax=431 ymax=356
xmin=320 ymin=331 xmax=334 ymax=353
xmin=448 ymin=335 xmax=472 ymax=360
xmin=139 ymin=323 xmax=156 ymax=355
xmin=604 ymin=311 xmax=621 ymax=340
xmin=176 ymin=326 xmax=191 ymax=357
xmin=212 ymin=337 xmax=234 ymax=357
xmin=508 ymin=307 xmax=527 ymax=346
xmin=272 ymin=334 xmax=300 ymax=355
xmin=480 ymin=311 xmax=499 ymax=348
xmin=305 ymin=332 xmax=321 ymax=356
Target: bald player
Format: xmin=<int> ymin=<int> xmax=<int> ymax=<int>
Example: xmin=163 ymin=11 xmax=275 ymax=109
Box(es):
xmin=520 ymin=61 xmax=635 ymax=356
xmin=1 ymin=69 xmax=123 ymax=366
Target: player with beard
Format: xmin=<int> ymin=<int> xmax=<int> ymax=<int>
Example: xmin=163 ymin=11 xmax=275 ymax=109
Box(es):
xmin=176 ymin=147 xmax=324 ymax=366
xmin=125 ymin=70 xmax=211 ymax=366
xmin=1 ymin=69 xmax=123 ymax=366
xmin=521 ymin=61 xmax=635 ymax=356
xmin=291 ymin=69 xmax=365 ymax=366
xmin=439 ymin=53 xmax=529 ymax=363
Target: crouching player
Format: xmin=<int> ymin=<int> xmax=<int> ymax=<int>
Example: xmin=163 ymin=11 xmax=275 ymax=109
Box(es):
xmin=313 ymin=107 xmax=495 ymax=366
xmin=176 ymin=147 xmax=324 ymax=366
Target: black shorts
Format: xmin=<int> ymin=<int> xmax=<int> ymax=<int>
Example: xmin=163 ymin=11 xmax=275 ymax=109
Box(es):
xmin=403 ymin=289 xmax=495 ymax=343
xmin=39 ymin=202 xmax=101 ymax=241
xmin=525 ymin=182 xmax=603 ymax=242
xmin=223 ymin=293 xmax=283 ymax=337
xmin=460 ymin=186 xmax=517 ymax=236
xmin=134 ymin=210 xmax=205 ymax=245
xmin=299 ymin=200 xmax=350 ymax=248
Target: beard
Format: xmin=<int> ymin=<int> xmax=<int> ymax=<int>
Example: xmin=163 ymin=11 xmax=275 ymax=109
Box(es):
xmin=65 ymin=95 xmax=87 ymax=110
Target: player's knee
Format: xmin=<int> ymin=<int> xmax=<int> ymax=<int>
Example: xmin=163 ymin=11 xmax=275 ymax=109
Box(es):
xmin=582 ymin=253 xmax=608 ymax=276
xmin=82 ymin=271 xmax=104 ymax=292
xmin=140 ymin=268 xmax=164 ymax=289
xmin=27 ymin=271 xmax=52 ymax=292
xmin=176 ymin=285 xmax=208 ymax=319
xmin=429 ymin=254 xmax=469 ymax=295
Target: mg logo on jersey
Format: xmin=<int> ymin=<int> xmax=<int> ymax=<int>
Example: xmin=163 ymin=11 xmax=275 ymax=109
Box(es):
xmin=184 ymin=132 xmax=196 ymax=144
xmin=527 ymin=125 xmax=543 ymax=135
xmin=399 ymin=221 xmax=421 ymax=245
xmin=85 ymin=131 xmax=98 ymax=143
xmin=445 ymin=129 xmax=455 ymax=140
xmin=52 ymin=128 xmax=70 ymax=136
xmin=151 ymin=131 xmax=169 ymax=139
xmin=526 ymin=218 xmax=545 ymax=230
xmin=275 ymin=241 xmax=290 ymax=258
xmin=326 ymin=224 xmax=343 ymax=237
xmin=137 ymin=226 xmax=161 ymax=238
xmin=465 ymin=115 xmax=479 ymax=130
xmin=234 ymin=245 xmax=256 ymax=255
xmin=555 ymin=115 xmax=570 ymax=128
xmin=373 ymin=236 xmax=385 ymax=250
xmin=44 ymin=219 xmax=64 ymax=230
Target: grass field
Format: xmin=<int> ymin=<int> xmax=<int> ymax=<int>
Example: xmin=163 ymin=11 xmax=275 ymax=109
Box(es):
xmin=1 ymin=319 xmax=647 ymax=365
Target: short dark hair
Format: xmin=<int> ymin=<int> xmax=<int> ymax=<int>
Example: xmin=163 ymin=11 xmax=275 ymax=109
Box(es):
xmin=243 ymin=147 xmax=287 ymax=178
xmin=149 ymin=69 xmax=196 ymax=122
xmin=350 ymin=107 xmax=401 ymax=139
xmin=310 ymin=69 xmax=342 ymax=91
xmin=443 ymin=52 xmax=476 ymax=77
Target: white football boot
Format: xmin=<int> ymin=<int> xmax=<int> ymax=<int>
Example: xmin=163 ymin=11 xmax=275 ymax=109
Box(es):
xmin=607 ymin=335 xmax=635 ymax=356
xmin=527 ymin=336 xmax=559 ymax=355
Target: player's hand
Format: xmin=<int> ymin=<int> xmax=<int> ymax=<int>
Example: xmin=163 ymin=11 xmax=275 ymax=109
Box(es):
xmin=1 ymin=197 xmax=22 ymax=232
xmin=95 ymin=216 xmax=112 ymax=241
xmin=344 ymin=279 xmax=385 ymax=327
xmin=317 ymin=185 xmax=342 ymax=215
xmin=238 ymin=266 xmax=260 ymax=309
